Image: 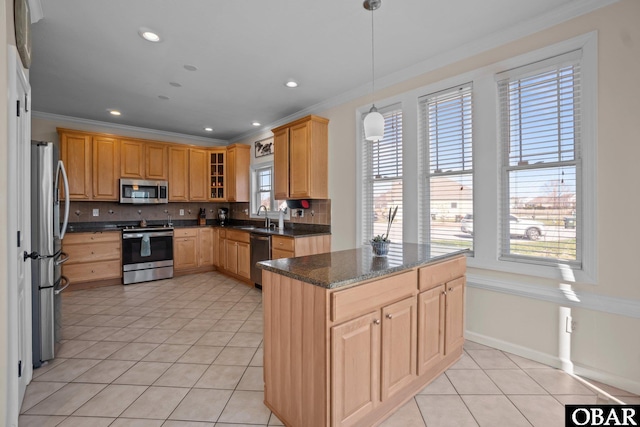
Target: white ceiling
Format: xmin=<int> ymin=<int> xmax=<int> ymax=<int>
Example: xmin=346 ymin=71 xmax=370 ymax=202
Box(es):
xmin=29 ymin=0 xmax=612 ymax=142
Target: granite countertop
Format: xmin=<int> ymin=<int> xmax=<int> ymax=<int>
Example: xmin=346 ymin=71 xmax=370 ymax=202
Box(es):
xmin=257 ymin=243 xmax=469 ymax=289
xmin=65 ymin=221 xmax=330 ymax=238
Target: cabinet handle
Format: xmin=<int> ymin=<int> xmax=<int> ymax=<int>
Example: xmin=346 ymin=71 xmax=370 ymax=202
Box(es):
xmin=386 ymin=314 xmax=392 ymax=319
xmin=373 ymin=319 xmax=380 ymax=325
xmin=442 ymin=291 xmax=447 ymax=295
xmin=449 ymin=287 xmax=453 ymax=292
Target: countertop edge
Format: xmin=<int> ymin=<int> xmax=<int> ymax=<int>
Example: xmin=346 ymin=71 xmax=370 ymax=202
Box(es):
xmin=257 ymin=249 xmax=468 ymax=289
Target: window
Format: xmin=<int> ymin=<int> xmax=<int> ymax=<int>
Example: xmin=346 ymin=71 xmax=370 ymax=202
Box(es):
xmin=361 ymin=107 xmax=403 ymax=244
xmin=255 ymin=166 xmax=274 ymax=211
xmin=497 ymin=50 xmax=582 ymax=267
xmin=419 ymin=84 xmax=473 ymax=251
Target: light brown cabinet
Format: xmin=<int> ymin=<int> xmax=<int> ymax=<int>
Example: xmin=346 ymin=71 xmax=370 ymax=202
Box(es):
xmin=214 ymin=228 xmax=225 ymax=268
xmin=168 ymin=146 xmax=189 ymax=201
xmin=59 ymin=129 xmax=120 ymax=201
xmin=223 ymin=229 xmax=250 ymax=279
xmin=271 ymin=234 xmax=331 ymax=260
xmin=62 ymin=231 xmax=121 ymax=285
xmin=189 ymin=148 xmax=209 ymax=201
xmin=272 ymin=115 xmax=329 ymax=200
xmin=174 ymin=228 xmax=198 ymax=270
xmin=262 ymin=255 xmax=466 ymax=427
xmin=209 ymin=149 xmax=226 ymax=201
xmin=226 ymin=144 xmax=250 ymax=202
xmin=120 ymin=139 xmax=168 ymax=180
xmin=198 ymin=227 xmax=214 ymax=267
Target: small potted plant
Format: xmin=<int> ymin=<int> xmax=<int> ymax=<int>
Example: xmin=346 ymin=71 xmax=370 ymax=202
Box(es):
xmin=371 ymin=206 xmax=398 ymax=256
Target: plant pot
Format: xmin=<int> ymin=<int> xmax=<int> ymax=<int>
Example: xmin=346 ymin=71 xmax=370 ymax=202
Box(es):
xmin=371 ymin=240 xmax=390 ymax=256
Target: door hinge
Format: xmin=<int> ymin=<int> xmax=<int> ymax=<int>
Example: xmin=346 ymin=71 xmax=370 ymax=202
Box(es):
xmin=16 ymin=99 xmax=20 ymax=117
xmin=25 ymin=94 xmax=29 ymax=112
xmin=18 ymin=360 xmax=22 ymax=378
xmin=17 ymin=230 xmax=21 ymax=247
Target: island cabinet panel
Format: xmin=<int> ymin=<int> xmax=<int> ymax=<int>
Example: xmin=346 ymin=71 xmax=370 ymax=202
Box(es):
xmin=262 ymin=253 xmax=466 ymax=427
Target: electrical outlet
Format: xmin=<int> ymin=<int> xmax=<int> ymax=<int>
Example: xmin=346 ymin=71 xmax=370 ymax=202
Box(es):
xmin=291 ymin=210 xmax=297 ymax=217
xmin=179 ymin=209 xmax=184 ymax=216
xmin=297 ymin=209 xmax=304 ymax=218
xmin=92 ymin=208 xmax=99 ymax=217
xmin=565 ymin=316 xmax=574 ymax=333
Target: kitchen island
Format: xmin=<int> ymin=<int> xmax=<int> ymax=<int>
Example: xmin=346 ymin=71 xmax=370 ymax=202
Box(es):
xmin=257 ymin=244 xmax=468 ymax=427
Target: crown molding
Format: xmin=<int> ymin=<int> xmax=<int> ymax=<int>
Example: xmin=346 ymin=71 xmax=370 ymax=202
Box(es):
xmin=32 ymin=111 xmax=228 ymax=146
xmin=229 ymin=0 xmax=618 ymax=143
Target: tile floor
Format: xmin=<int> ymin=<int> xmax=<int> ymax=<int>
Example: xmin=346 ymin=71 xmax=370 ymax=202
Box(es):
xmin=20 ymin=271 xmax=639 ymax=427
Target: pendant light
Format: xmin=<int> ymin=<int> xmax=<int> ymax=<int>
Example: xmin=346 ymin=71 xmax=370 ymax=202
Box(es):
xmin=363 ymin=0 xmax=384 ymax=142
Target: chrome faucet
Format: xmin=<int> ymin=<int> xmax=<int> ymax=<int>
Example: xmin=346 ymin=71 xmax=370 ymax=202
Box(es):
xmin=257 ymin=205 xmax=270 ymax=228
xmin=167 ymin=213 xmax=173 ymax=227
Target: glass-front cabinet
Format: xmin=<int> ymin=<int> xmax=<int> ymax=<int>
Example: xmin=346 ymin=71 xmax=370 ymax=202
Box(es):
xmin=210 ymin=148 xmax=226 ymax=201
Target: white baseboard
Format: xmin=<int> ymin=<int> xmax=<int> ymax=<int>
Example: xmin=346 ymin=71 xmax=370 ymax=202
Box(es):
xmin=465 ymin=330 xmax=640 ymax=396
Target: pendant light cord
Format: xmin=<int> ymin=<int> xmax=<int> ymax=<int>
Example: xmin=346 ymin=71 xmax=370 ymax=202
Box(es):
xmin=370 ymin=6 xmax=375 ymax=107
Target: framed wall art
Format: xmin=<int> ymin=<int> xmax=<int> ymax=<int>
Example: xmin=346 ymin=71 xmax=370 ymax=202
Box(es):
xmin=254 ymin=137 xmax=273 ymax=158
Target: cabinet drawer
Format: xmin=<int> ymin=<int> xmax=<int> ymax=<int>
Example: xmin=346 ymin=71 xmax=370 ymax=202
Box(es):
xmin=225 ymin=229 xmax=250 ymax=243
xmin=271 ymin=248 xmax=295 ymax=260
xmin=272 ymin=236 xmax=295 ymax=252
xmin=65 ymin=242 xmax=120 ymax=263
xmin=174 ymin=228 xmax=198 ymax=238
xmin=331 ymin=269 xmax=417 ymax=324
xmin=418 ymin=256 xmax=466 ymax=291
xmin=63 ymin=260 xmax=122 ymax=282
xmin=64 ymin=231 xmax=121 ymax=244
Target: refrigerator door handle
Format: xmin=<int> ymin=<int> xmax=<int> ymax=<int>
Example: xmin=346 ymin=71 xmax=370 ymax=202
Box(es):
xmin=55 ymin=276 xmax=70 ymax=295
xmin=55 ymin=252 xmax=70 ymax=265
xmin=56 ymin=160 xmax=70 ymax=240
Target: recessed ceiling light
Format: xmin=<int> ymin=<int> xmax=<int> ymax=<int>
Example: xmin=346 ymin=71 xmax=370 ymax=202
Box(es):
xmin=158 ymin=95 xmax=170 ymax=100
xmin=184 ymin=64 xmax=198 ymax=71
xmin=252 ymin=122 xmax=261 ymax=127
xmin=204 ymin=127 xmax=213 ymax=132
xmin=169 ymin=82 xmax=182 ymax=87
xmin=285 ymin=80 xmax=298 ymax=88
xmin=138 ymin=28 xmax=161 ymax=42
xmin=109 ymin=110 xmax=121 ymax=116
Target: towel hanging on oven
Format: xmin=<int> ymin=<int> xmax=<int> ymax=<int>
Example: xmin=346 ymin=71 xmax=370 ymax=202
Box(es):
xmin=141 ymin=233 xmax=151 ymax=257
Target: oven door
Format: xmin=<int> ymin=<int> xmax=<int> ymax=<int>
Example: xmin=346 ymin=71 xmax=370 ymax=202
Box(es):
xmin=122 ymin=231 xmax=174 ymax=266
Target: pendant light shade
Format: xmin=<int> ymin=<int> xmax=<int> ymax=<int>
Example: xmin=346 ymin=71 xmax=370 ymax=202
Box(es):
xmin=363 ymin=0 xmax=384 ymax=142
xmin=364 ymin=105 xmax=384 ymax=141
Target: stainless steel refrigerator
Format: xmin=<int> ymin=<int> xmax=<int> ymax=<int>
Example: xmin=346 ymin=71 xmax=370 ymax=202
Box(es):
xmin=30 ymin=141 xmax=70 ymax=368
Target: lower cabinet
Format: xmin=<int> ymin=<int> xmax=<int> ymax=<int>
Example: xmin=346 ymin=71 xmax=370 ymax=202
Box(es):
xmin=62 ymin=231 xmax=121 ymax=285
xmin=331 ymin=297 xmax=416 ymax=427
xmin=271 ymin=234 xmax=331 ymax=260
xmin=174 ymin=227 xmax=215 ymax=272
xmin=223 ymin=229 xmax=250 ymax=280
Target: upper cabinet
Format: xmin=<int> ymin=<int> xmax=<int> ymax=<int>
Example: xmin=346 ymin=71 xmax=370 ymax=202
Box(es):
xmin=226 ymin=144 xmax=250 ymax=202
xmin=58 ymin=128 xmax=248 ymax=203
xmin=168 ymin=146 xmax=189 ymax=202
xmin=272 ymin=115 xmax=329 ymax=199
xmin=58 ymin=129 xmax=119 ymax=201
xmin=120 ymin=139 xmax=168 ymax=180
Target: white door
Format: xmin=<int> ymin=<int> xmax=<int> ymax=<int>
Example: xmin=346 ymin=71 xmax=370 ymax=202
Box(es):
xmin=6 ymin=46 xmax=32 ymax=426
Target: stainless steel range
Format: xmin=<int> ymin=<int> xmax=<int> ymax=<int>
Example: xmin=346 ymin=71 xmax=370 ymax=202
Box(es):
xmin=121 ymin=226 xmax=174 ymax=284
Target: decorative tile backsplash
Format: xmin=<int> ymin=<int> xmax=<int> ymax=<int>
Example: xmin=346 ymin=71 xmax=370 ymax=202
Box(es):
xmin=64 ymin=199 xmax=331 ymax=226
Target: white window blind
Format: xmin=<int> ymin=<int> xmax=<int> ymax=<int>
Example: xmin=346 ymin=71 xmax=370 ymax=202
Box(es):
xmin=361 ymin=107 xmax=403 ymax=244
xmin=419 ymin=84 xmax=473 ymax=251
xmin=497 ymin=50 xmax=581 ymax=266
xmin=254 ymin=165 xmax=275 ymax=212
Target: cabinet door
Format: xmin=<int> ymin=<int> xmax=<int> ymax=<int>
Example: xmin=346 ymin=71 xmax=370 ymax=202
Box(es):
xmin=418 ymin=285 xmax=445 ymax=375
xmin=445 ymin=276 xmax=465 ymax=354
xmin=120 ymin=139 xmax=145 ymax=179
xmin=381 ymin=297 xmax=417 ymax=401
xmin=146 ymin=143 xmax=168 ymax=180
xmin=226 ymin=146 xmax=237 ymax=201
xmin=331 ymin=311 xmax=380 ymax=427
xmin=59 ymin=132 xmax=92 ymax=200
xmin=189 ymin=148 xmax=208 ymax=201
xmin=227 ymin=144 xmax=250 ymax=202
xmin=212 ymin=228 xmax=220 ymax=267
xmin=271 ymin=248 xmax=294 ymax=260
xmin=92 ymin=136 xmax=120 ymax=200
xmin=289 ymin=122 xmax=310 ymax=198
xmin=169 ymin=146 xmax=189 ymax=201
xmin=198 ymin=228 xmax=214 ymax=267
xmin=237 ymin=241 xmax=250 ymax=279
xmin=174 ymin=236 xmax=198 ymax=270
xmin=273 ymin=127 xmax=289 ymax=200
xmin=209 ymin=149 xmax=226 ymax=201
xmin=224 ymin=240 xmax=238 ymax=274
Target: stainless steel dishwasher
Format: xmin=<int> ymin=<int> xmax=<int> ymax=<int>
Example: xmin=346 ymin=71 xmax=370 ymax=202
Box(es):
xmin=250 ymin=233 xmax=271 ymax=288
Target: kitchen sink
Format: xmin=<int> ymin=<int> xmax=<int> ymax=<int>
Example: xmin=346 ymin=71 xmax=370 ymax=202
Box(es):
xmin=236 ymin=226 xmax=257 ymax=230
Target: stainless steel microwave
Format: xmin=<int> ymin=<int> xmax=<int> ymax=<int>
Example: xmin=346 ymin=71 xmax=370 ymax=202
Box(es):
xmin=120 ymin=179 xmax=168 ymax=204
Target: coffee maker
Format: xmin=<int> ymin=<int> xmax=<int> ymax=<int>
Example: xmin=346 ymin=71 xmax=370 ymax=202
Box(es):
xmin=217 ymin=208 xmax=229 ymax=226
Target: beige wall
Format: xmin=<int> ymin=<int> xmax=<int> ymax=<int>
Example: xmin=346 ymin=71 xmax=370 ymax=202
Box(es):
xmin=312 ymin=0 xmax=640 ymax=391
